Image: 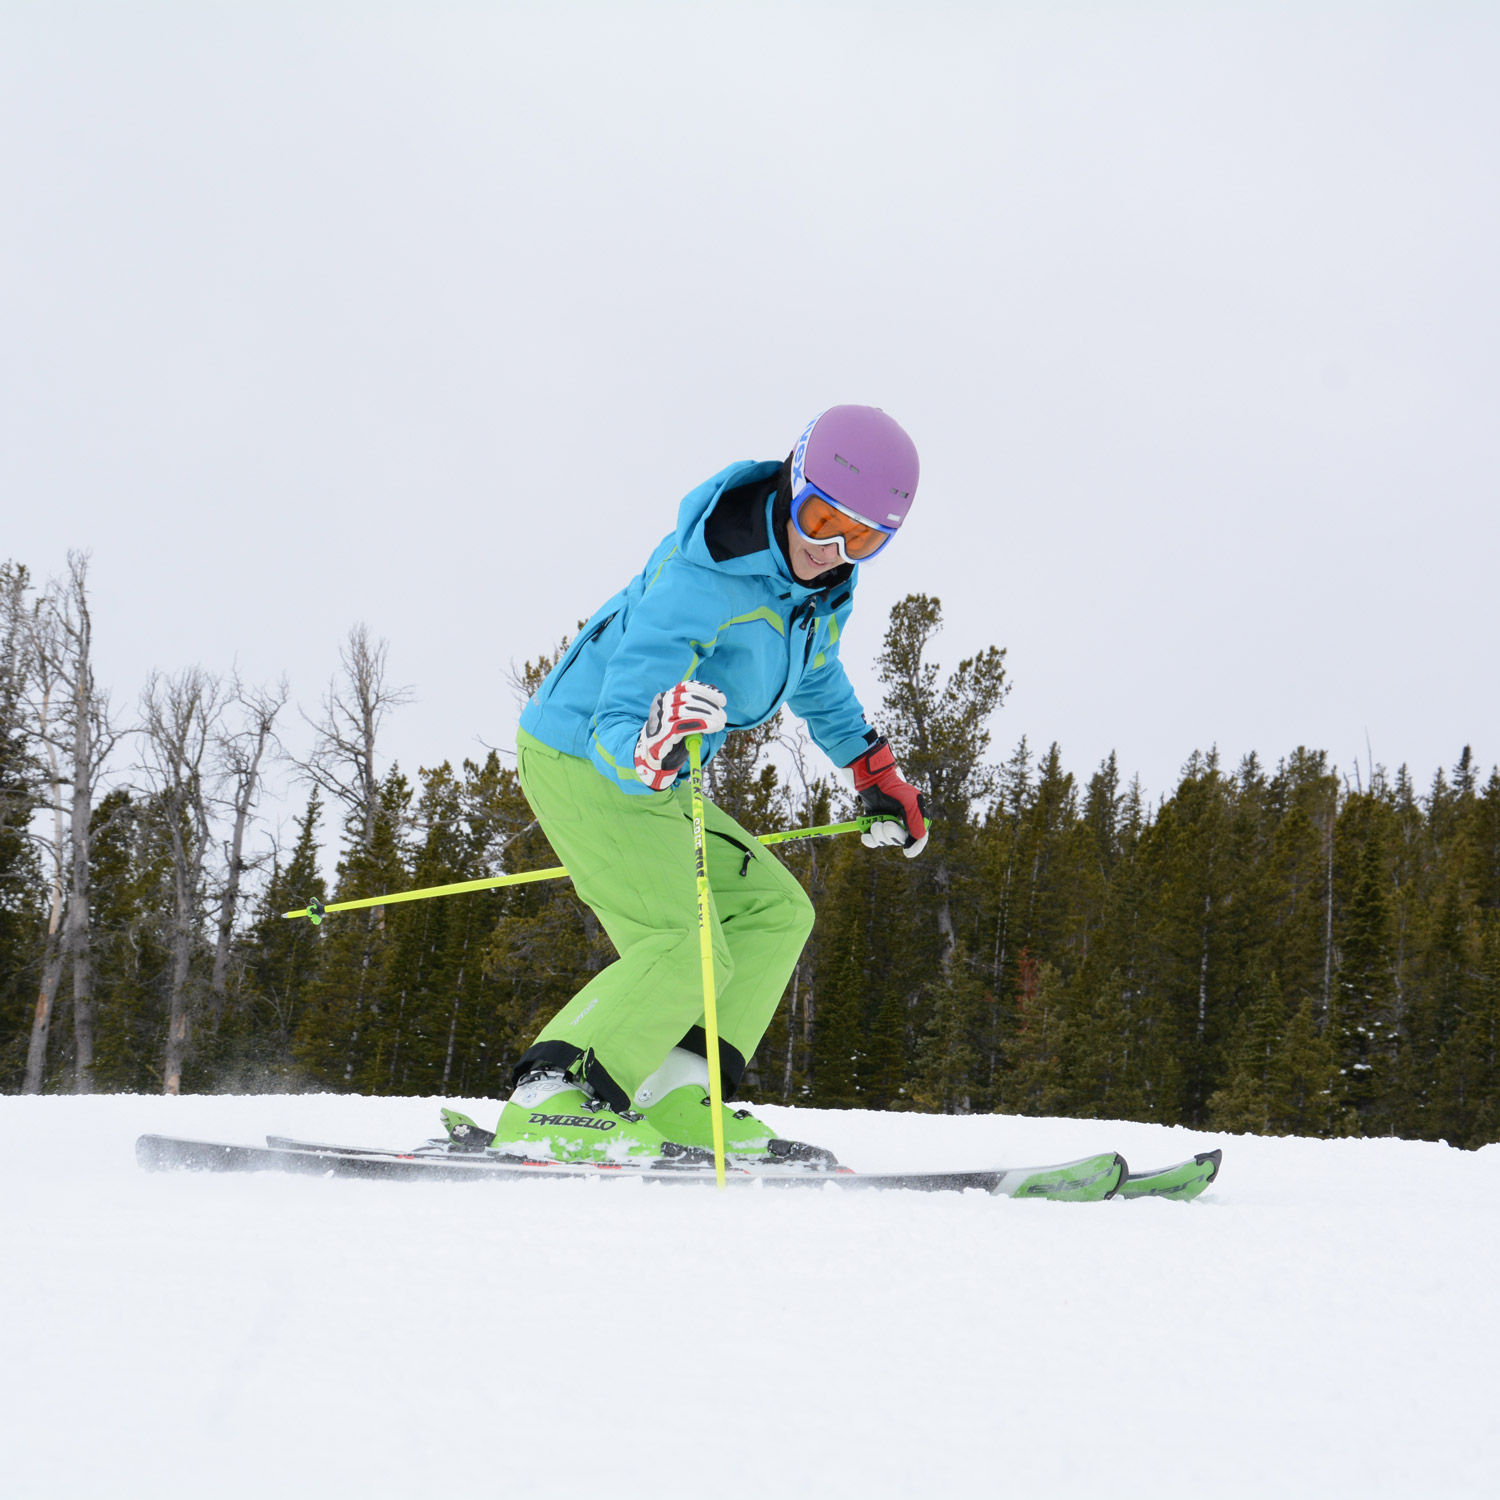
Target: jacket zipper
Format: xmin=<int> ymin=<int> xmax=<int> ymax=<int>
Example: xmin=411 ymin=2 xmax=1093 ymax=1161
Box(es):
xmin=707 ymin=827 xmax=756 ymax=876
xmin=542 ymin=611 xmax=618 ymax=700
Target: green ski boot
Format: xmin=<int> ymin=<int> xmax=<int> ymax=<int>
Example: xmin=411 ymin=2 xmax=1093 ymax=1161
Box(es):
xmin=634 ymin=1048 xmax=838 ymax=1168
xmin=490 ymin=1070 xmax=688 ymax=1165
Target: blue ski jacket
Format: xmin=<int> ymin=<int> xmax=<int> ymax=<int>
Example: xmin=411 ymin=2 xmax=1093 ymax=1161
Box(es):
xmin=518 ymin=460 xmax=876 ymax=795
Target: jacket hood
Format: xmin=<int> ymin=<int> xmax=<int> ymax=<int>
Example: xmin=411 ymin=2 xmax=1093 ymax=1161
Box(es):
xmin=674 ymin=459 xmax=856 ymax=602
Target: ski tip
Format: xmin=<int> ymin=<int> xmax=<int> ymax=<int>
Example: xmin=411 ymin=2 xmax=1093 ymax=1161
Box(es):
xmin=1193 ymin=1147 xmax=1224 ymax=1183
xmin=1103 ymin=1152 xmax=1128 ymax=1200
xmin=136 ymin=1133 xmax=177 ymax=1171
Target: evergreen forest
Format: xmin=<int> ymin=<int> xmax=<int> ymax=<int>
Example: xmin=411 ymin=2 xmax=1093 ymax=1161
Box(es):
xmin=3 ymin=558 xmax=1498 ymax=1148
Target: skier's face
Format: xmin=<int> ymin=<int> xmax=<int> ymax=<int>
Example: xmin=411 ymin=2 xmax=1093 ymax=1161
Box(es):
xmin=785 ymin=520 xmax=844 ymax=582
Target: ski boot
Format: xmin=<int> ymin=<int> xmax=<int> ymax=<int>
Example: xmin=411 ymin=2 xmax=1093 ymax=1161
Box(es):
xmin=489 ymin=1069 xmax=705 ymax=1165
xmin=634 ymin=1048 xmax=838 ymax=1169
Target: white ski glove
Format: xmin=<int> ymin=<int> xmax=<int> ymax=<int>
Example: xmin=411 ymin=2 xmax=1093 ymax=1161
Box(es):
xmin=850 ymin=737 xmax=929 ymax=858
xmin=634 ymin=680 xmax=728 ymax=790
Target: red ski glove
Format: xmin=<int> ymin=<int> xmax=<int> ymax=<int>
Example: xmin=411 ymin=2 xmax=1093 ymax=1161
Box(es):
xmin=849 ymin=738 xmax=929 ymax=858
xmin=634 ymin=680 xmax=728 ymax=790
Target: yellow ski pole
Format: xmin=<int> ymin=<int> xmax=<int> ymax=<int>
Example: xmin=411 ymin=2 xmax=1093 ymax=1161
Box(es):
xmin=282 ymin=816 xmax=898 ymax=923
xmin=686 ymin=733 xmax=727 ymax=1189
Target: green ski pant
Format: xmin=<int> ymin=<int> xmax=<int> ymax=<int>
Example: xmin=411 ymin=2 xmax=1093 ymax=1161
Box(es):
xmin=513 ymin=729 xmax=813 ymax=1111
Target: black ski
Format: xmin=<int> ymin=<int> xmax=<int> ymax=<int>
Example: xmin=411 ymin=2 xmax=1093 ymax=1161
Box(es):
xmin=136 ymin=1133 xmax=1128 ymax=1200
xmin=263 ymin=1135 xmax=1225 ymax=1200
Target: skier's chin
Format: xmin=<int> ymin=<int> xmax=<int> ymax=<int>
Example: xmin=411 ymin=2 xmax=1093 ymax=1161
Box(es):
xmin=796 ymin=546 xmax=839 ymax=581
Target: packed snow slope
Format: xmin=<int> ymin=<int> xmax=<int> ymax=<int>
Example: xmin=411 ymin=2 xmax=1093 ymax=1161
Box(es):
xmin=2 ymin=1096 xmax=1494 ymax=1499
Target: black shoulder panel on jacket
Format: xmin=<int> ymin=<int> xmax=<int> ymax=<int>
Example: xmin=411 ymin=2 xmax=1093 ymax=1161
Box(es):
xmin=704 ymin=474 xmax=777 ymax=562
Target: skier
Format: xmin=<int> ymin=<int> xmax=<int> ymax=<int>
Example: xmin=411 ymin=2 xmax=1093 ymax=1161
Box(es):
xmin=469 ymin=406 xmax=928 ymax=1164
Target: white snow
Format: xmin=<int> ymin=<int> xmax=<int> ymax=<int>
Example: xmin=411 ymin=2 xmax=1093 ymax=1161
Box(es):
xmin=2 ymin=1095 xmax=1495 ymax=1499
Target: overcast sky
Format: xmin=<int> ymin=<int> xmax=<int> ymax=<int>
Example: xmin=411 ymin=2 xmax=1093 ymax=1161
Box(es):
xmin=3 ymin=2 xmax=1497 ymax=844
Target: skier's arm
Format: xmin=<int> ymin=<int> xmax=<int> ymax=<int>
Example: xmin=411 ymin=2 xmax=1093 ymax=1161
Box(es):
xmin=590 ymin=558 xmax=730 ymax=789
xmin=850 ymin=738 xmax=929 ymax=858
xmin=788 ymin=622 xmax=929 ymax=857
xmin=785 ymin=640 xmax=877 ymax=771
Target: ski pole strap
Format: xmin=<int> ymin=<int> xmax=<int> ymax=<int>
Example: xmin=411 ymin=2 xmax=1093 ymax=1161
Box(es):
xmin=281 ymin=818 xmax=907 ymax=921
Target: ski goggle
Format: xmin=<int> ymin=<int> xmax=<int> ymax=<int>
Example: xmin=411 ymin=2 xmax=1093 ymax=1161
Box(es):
xmin=790 ymin=484 xmax=898 ymax=563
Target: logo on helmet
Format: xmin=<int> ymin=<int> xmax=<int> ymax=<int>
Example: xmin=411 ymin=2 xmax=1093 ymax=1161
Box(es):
xmin=791 ymin=411 xmax=822 ymax=495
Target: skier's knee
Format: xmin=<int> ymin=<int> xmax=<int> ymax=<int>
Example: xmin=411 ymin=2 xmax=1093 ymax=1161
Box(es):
xmin=712 ymin=943 xmax=735 ymax=988
xmin=787 ymin=883 xmax=815 ymax=941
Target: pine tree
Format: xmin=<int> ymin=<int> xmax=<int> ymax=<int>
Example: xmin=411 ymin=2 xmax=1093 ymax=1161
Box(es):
xmin=979 ymin=737 xmax=1033 ymax=1006
xmin=88 ymin=790 xmax=175 ymax=1093
xmin=859 ymin=987 xmax=911 ymax=1109
xmin=910 ymin=942 xmax=986 ymax=1113
xmin=1061 ymin=969 xmax=1182 ymax=1124
xmin=999 ymin=951 xmax=1067 ymax=1117
xmin=293 ymin=770 xmax=413 ymax=1088
xmin=1136 ymin=750 xmax=1237 ymax=1122
xmin=1332 ymin=802 xmax=1396 ymax=1122
xmin=1009 ymin=744 xmax=1079 ymax=971
xmin=215 ymin=792 xmax=327 ymax=1088
xmin=1208 ymin=975 xmax=1289 ymax=1134
xmin=873 ymin=594 xmax=1008 ymax=969
xmin=1462 ymin=914 xmax=1500 ymax=1146
xmin=1263 ymin=749 xmax=1341 ymax=1016
xmin=1275 ymin=998 xmax=1347 ymax=1136
xmin=808 ymin=847 xmax=870 ymax=1106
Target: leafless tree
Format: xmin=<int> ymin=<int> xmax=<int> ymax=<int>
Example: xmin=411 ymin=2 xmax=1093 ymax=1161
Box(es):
xmin=25 ymin=554 xmax=121 ymax=1092
xmin=16 ymin=588 xmax=66 ymax=1094
xmin=140 ymin=666 xmax=226 ymax=1095
xmin=2 ymin=565 xmax=62 ymax=1095
xmin=208 ymin=674 xmax=288 ymax=1017
xmin=296 ymin=623 xmax=413 ymax=848
xmin=774 ymin=716 xmax=837 ymax=1101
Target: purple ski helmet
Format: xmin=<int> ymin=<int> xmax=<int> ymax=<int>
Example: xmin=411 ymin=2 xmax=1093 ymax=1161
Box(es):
xmin=790 ymin=405 xmax=920 ymax=532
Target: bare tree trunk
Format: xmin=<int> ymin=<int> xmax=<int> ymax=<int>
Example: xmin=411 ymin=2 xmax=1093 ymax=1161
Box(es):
xmin=297 ymin=624 xmax=412 ymax=849
xmin=44 ymin=556 xmax=122 ymax=1091
xmin=67 ymin=650 xmax=96 ymax=1088
xmin=164 ymin=864 xmax=194 ymax=1095
xmin=23 ymin=676 xmax=69 ymax=1094
xmin=210 ymin=678 xmax=286 ymax=1017
xmin=936 ymin=859 xmax=956 ymax=969
xmin=25 ymin=757 xmax=66 ymax=1091
xmin=23 ymin=556 xmax=120 ymax=1093
xmin=142 ymin=666 xmax=224 ymax=1096
xmin=992 ymin=848 xmax=1014 ymax=980
xmin=26 ymin=934 xmax=65 ymax=1093
xmin=1197 ymin=892 xmax=1211 ymax=1042
xmin=782 ymin=961 xmax=800 ymax=1100
xmin=2 ymin=564 xmax=51 ymax=1082
xmin=1322 ymin=796 xmax=1336 ymax=1018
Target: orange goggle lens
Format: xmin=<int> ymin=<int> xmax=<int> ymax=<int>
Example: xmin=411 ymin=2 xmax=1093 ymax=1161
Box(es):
xmin=792 ymin=492 xmax=894 ymax=561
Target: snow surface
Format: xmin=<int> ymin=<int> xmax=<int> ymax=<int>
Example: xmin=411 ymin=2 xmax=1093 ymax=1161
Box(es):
xmin=2 ymin=1096 xmax=1495 ymax=1499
